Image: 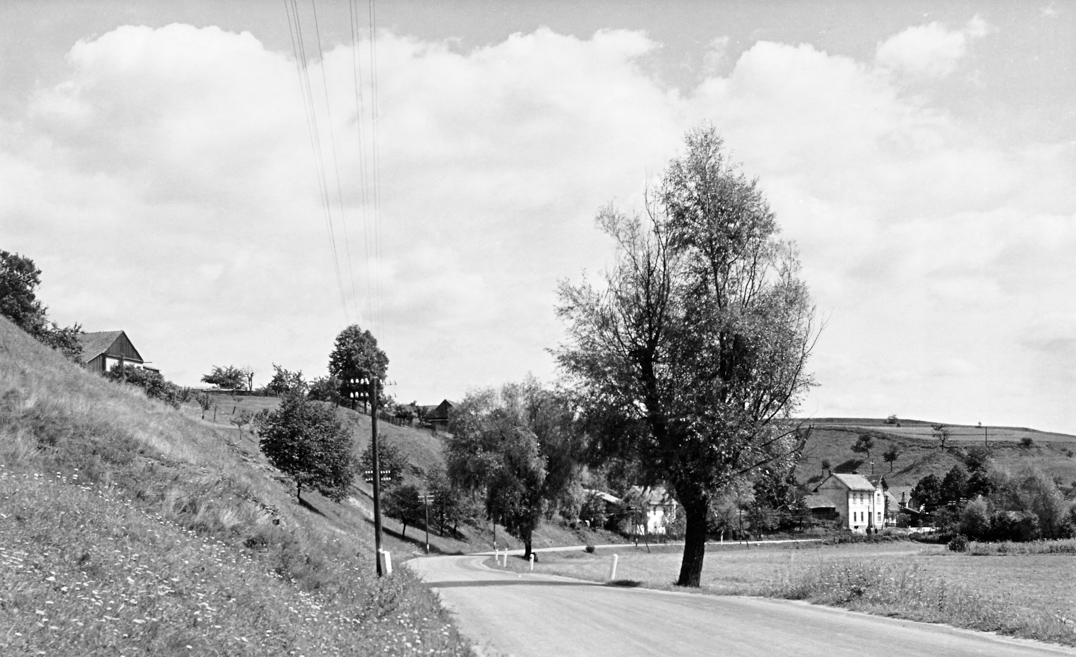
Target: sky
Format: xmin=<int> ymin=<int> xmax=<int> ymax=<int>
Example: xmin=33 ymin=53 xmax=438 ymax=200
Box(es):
xmin=1 ymin=1 xmax=1074 ymax=433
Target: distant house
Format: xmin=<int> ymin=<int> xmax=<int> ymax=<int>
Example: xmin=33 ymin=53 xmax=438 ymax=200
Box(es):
xmin=78 ymin=330 xmax=156 ymax=375
xmin=811 ymin=473 xmax=884 ymax=533
xmin=627 ymin=486 xmax=679 ymax=536
xmin=421 ymin=399 xmax=454 ymax=432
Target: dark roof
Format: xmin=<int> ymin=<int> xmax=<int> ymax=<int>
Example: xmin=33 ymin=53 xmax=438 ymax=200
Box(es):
xmin=78 ymin=331 xmax=125 ymax=363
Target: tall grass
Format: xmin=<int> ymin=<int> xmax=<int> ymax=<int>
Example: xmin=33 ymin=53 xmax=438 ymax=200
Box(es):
xmin=767 ymin=559 xmax=1076 ymax=646
xmin=0 ymin=317 xmax=472 ymax=655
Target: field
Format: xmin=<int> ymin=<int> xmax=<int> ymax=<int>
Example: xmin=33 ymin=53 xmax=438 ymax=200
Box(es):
xmin=491 ymin=541 xmax=1076 ymax=646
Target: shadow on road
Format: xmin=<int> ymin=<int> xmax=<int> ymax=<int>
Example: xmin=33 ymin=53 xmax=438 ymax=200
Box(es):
xmin=430 ymin=579 xmax=603 ymax=589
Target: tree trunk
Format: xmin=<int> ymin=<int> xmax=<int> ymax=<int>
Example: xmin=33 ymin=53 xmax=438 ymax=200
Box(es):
xmin=296 ymin=480 xmax=302 ymax=501
xmin=676 ymin=495 xmax=708 ymax=587
xmin=522 ymin=527 xmax=533 ymax=559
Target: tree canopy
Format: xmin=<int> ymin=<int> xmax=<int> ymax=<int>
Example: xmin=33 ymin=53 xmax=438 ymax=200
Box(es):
xmin=0 ymin=249 xmax=82 ymax=362
xmin=555 ymin=126 xmax=816 ymax=587
xmin=258 ymin=392 xmax=356 ymax=502
xmin=328 ymin=325 xmax=389 ymax=407
xmin=201 ymin=365 xmax=246 ymax=390
xmin=444 ymin=382 xmax=580 ymax=558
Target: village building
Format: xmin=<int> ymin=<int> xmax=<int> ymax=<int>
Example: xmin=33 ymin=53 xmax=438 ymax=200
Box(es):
xmin=420 ymin=399 xmax=454 ymax=432
xmin=77 ymin=330 xmax=156 ymax=375
xmin=811 ymin=473 xmax=884 ymax=533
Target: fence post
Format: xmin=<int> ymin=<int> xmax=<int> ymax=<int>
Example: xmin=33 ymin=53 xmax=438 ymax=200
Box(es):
xmin=608 ymin=554 xmax=619 ymax=581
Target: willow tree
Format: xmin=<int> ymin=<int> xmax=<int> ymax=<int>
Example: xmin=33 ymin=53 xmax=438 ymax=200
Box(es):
xmin=555 ymin=126 xmax=816 ymax=587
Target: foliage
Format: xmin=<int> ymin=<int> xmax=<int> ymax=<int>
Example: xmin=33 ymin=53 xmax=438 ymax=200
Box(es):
xmin=307 ymin=375 xmax=344 ymax=406
xmin=911 ymin=474 xmax=942 ymax=513
xmin=884 ymin=414 xmax=898 ymax=425
xmin=555 ymin=126 xmax=816 ymax=586
xmin=932 ymin=423 xmax=951 ymax=449
xmin=104 ymin=364 xmax=183 ymax=409
xmin=0 ymin=249 xmax=82 ymax=362
xmin=425 ymin=467 xmax=478 ymax=536
xmin=383 ymin=483 xmax=424 ymax=537
xmin=445 ymin=385 xmax=549 ymax=557
xmin=201 ymin=365 xmax=246 ymax=390
xmin=1020 ymin=436 xmax=1034 ymax=448
xmin=947 ymin=533 xmax=969 ymax=552
xmin=851 ymin=433 xmax=874 ymax=461
xmin=266 ymin=363 xmax=307 ymax=396
xmin=358 ymin=438 xmax=407 ymax=488
xmin=882 ymin=445 xmax=899 ymax=471
xmin=195 ymin=391 xmax=213 ymax=419
xmin=257 ymin=392 xmax=356 ymax=501
xmin=328 ymin=324 xmax=389 ymax=406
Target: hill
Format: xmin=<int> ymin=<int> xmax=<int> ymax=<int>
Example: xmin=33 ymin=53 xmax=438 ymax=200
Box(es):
xmin=796 ymin=418 xmax=1076 ymax=491
xmin=0 ymin=316 xmax=471 ymax=656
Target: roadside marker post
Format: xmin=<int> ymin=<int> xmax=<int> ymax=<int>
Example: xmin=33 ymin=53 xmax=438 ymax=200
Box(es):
xmin=608 ymin=554 xmax=619 ymax=581
xmin=529 ymin=554 xmax=534 ymax=571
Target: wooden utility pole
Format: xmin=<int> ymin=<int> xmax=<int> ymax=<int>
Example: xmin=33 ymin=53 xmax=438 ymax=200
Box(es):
xmin=371 ymin=376 xmax=384 ymax=576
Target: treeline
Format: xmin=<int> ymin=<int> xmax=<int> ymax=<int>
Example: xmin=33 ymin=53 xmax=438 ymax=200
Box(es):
xmin=910 ymin=446 xmax=1076 ymax=545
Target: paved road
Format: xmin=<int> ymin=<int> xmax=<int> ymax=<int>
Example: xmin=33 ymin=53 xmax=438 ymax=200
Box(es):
xmin=407 ymin=554 xmax=1076 ymax=657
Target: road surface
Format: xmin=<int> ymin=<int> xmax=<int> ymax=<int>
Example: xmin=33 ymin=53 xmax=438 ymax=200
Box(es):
xmin=407 ymin=554 xmax=1076 ymax=657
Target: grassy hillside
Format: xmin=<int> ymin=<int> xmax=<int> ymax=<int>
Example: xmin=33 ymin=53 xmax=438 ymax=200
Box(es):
xmin=0 ymin=316 xmax=471 ymax=656
xmin=797 ymin=419 xmax=1076 ymax=490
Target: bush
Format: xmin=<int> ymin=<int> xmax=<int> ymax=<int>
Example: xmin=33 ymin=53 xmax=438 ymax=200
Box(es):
xmin=947 ymin=534 xmax=969 ymax=552
xmin=584 ymin=544 xmax=595 ymax=553
xmin=105 ymin=364 xmax=183 ymax=409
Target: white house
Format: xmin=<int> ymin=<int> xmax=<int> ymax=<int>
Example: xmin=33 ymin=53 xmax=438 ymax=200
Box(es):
xmin=811 ymin=473 xmax=884 ymax=533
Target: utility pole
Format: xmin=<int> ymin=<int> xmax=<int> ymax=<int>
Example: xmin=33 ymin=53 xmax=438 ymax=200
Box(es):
xmin=370 ymin=376 xmax=384 ymax=577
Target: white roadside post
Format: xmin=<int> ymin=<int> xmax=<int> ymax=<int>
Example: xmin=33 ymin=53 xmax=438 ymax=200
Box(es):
xmin=379 ymin=549 xmax=393 ymax=576
xmin=529 ymin=554 xmax=534 ymax=571
xmin=608 ymin=554 xmax=619 ymax=581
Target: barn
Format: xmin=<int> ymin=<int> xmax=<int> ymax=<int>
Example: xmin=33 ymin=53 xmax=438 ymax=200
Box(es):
xmin=78 ymin=330 xmax=156 ymax=374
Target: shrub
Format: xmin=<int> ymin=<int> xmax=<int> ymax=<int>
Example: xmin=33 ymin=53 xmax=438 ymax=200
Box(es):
xmin=1021 ymin=436 xmax=1034 ymax=448
xmin=947 ymin=534 xmax=969 ymax=552
xmin=105 ymin=364 xmax=183 ymax=409
xmin=585 ymin=544 xmax=595 ymax=553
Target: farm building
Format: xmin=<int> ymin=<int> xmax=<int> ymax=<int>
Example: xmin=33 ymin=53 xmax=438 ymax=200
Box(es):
xmin=421 ymin=399 xmax=454 ymax=431
xmin=811 ymin=473 xmax=884 ymax=533
xmin=78 ymin=330 xmax=156 ymax=375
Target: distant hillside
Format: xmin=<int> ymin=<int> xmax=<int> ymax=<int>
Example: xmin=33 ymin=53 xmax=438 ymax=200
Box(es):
xmin=796 ymin=417 xmax=1076 ymax=490
xmin=0 ymin=316 xmax=471 ymax=656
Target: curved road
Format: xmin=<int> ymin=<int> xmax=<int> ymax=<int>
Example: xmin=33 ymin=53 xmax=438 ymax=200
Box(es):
xmin=407 ymin=554 xmax=1076 ymax=657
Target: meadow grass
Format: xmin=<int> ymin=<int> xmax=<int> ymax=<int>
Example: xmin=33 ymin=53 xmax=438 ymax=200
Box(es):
xmin=0 ymin=318 xmax=473 ymax=656
xmin=492 ymin=541 xmax=1076 ymax=647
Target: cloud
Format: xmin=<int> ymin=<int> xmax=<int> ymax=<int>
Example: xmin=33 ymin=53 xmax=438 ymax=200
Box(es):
xmin=3 ymin=21 xmax=1075 ymax=433
xmin=875 ymin=16 xmax=993 ymax=79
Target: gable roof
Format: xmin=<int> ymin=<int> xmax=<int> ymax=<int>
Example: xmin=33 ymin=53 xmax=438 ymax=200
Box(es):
xmin=77 ymin=330 xmax=144 ymax=365
xmin=804 ymin=494 xmax=837 ymax=509
xmin=824 ymin=473 xmax=877 ymax=492
xmin=78 ymin=331 xmax=125 ymax=363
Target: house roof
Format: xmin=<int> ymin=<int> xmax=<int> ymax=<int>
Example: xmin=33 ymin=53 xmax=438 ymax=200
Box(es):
xmin=825 ymin=473 xmax=877 ymax=492
xmin=804 ymin=494 xmax=836 ymax=509
xmin=78 ymin=331 xmax=127 ymax=363
xmin=582 ymin=488 xmax=620 ymax=504
xmin=629 ymin=486 xmax=678 ymax=506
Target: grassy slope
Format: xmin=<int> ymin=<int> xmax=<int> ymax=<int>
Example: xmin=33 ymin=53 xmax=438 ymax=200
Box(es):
xmin=797 ymin=421 xmax=1076 ymax=490
xmin=0 ymin=316 xmax=471 ymax=656
xmin=197 ymin=393 xmax=624 ymax=558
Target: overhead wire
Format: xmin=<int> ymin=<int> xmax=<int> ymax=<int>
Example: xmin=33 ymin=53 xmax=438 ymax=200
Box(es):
xmin=348 ymin=0 xmax=376 ymax=328
xmin=283 ymin=0 xmax=352 ymax=324
xmin=367 ymin=0 xmax=386 ymax=336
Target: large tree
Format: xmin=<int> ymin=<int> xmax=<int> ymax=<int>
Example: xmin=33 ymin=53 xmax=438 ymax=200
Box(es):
xmin=555 ymin=126 xmax=816 ymax=586
xmin=328 ymin=324 xmax=389 ymax=408
xmin=258 ymin=392 xmax=356 ymax=502
xmin=0 ymin=249 xmax=82 ymax=362
xmin=445 ymin=386 xmax=551 ymax=558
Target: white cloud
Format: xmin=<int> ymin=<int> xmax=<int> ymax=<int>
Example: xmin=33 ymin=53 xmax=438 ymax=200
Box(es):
xmin=3 ymin=21 xmax=1075 ymax=433
xmin=875 ymin=16 xmax=993 ymax=79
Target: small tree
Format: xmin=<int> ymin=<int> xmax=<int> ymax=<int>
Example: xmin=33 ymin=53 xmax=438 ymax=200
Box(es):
xmin=821 ymin=459 xmax=831 ymax=476
xmin=258 ymin=392 xmax=356 ymax=501
xmin=1020 ymin=436 xmax=1034 ymax=449
xmin=932 ymin=424 xmax=951 ymax=450
xmin=196 ymin=391 xmax=213 ymax=420
xmin=884 ymin=414 xmax=898 ymax=425
xmin=241 ymin=367 xmax=255 ymax=392
xmin=201 ymin=365 xmax=246 ymax=391
xmin=308 ymin=375 xmax=344 ymax=406
xmin=231 ymin=410 xmax=253 ymax=437
xmin=267 ymin=364 xmax=307 ymax=396
xmin=882 ymin=445 xmax=900 ymax=472
xmin=383 ymin=484 xmax=424 ymax=538
xmin=852 ymin=434 xmax=874 ymax=463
